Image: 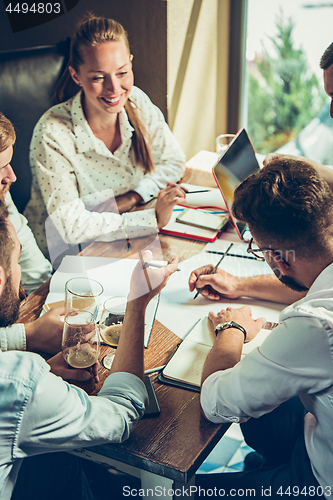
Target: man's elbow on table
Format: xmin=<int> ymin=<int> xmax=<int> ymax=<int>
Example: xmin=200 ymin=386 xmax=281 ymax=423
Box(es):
xmin=98 ymin=373 xmax=148 ymax=441
xmin=200 ymin=375 xmax=226 ymax=424
xmin=200 ymin=374 xmax=247 ymax=425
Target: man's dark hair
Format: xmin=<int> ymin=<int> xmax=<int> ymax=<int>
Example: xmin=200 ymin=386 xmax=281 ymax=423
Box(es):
xmin=232 ymin=158 xmax=333 ymax=259
xmin=320 ymin=42 xmax=333 ymax=70
xmin=0 ymin=198 xmax=12 ymax=270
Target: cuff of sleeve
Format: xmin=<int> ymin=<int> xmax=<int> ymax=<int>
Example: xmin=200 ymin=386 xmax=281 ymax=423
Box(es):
xmin=135 ymin=178 xmax=160 ymax=203
xmin=99 ymin=372 xmax=148 ymax=411
xmin=0 ymin=323 xmax=26 ymax=352
xmin=125 ymin=209 xmax=158 ymax=237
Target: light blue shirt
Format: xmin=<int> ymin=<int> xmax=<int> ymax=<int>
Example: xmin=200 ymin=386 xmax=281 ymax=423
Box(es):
xmin=0 ymin=193 xmax=53 ymax=354
xmin=6 ymin=192 xmax=52 ymax=295
xmin=0 ymin=351 xmax=147 ymax=500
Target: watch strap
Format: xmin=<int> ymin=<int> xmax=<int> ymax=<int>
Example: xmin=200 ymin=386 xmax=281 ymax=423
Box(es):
xmin=214 ymin=321 xmax=247 ymax=342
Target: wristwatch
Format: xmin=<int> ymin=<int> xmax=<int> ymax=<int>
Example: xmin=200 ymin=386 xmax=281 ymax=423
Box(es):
xmin=214 ymin=321 xmax=247 ymax=342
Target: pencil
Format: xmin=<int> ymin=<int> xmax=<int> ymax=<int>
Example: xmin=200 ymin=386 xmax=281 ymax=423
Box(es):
xmin=193 ymin=242 xmax=234 ymax=299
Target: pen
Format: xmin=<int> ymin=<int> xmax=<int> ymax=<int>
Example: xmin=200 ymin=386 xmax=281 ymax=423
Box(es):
xmin=143 ymin=262 xmax=181 ymax=272
xmin=206 ymin=250 xmax=260 ymax=261
xmin=144 ymin=365 xmax=166 ymax=375
xmin=123 ymin=213 xmax=132 ymax=254
xmin=150 ymin=189 xmax=210 ymax=199
xmin=193 ymin=242 xmax=234 ymax=299
xmin=185 ymin=189 xmax=211 ymax=194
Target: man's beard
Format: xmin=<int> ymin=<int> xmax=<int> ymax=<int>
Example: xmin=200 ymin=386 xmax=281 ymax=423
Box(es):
xmin=0 ymin=182 xmax=12 ymax=200
xmin=275 ymin=272 xmax=309 ymax=293
xmin=0 ymin=274 xmax=20 ymax=327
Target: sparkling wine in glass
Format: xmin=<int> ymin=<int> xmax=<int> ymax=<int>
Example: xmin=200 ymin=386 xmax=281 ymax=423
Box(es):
xmin=99 ymin=296 xmax=127 ymax=348
xmin=65 ymin=277 xmax=104 ymax=319
xmin=62 ymin=310 xmax=100 ymax=369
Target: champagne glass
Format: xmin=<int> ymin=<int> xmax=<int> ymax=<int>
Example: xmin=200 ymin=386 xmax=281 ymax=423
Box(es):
xmin=65 ymin=277 xmax=104 ymax=319
xmin=62 ymin=310 xmax=100 ymax=369
xmin=99 ymin=296 xmax=127 ymax=348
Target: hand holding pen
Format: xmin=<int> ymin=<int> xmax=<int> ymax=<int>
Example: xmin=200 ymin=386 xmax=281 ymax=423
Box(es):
xmin=189 ymin=243 xmax=239 ymax=300
xmin=155 ymin=183 xmax=187 ymax=229
xmin=150 ymin=188 xmax=211 ymax=199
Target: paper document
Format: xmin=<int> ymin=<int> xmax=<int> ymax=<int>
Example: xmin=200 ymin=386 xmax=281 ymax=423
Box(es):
xmin=179 ymin=183 xmax=227 ymax=211
xmin=156 ymin=250 xmax=284 ymax=340
xmin=185 ymin=150 xmax=219 ymax=172
xmin=205 ymin=238 xmax=257 ymax=259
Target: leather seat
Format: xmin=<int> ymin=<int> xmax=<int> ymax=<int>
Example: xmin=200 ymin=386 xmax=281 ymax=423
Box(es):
xmin=0 ymin=39 xmax=70 ymax=212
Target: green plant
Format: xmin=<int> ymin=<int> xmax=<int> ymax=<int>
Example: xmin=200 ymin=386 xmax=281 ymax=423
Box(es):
xmin=247 ymin=12 xmax=327 ymax=154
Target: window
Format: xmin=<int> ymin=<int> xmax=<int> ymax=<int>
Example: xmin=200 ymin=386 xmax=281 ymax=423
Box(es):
xmin=245 ymin=0 xmax=333 ymax=162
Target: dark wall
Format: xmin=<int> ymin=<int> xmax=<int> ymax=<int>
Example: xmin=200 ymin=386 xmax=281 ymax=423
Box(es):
xmin=0 ymin=0 xmax=168 ymax=117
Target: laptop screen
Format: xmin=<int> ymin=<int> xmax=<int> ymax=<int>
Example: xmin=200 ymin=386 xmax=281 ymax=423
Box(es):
xmin=212 ymin=128 xmax=259 ymax=239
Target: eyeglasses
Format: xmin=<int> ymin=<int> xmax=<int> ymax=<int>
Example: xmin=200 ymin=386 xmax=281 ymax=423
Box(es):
xmin=246 ymin=237 xmax=286 ymax=262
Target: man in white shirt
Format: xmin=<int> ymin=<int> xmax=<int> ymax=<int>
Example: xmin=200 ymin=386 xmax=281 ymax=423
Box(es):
xmin=0 ymin=196 xmax=177 ymax=500
xmin=196 ymin=158 xmax=333 ymax=499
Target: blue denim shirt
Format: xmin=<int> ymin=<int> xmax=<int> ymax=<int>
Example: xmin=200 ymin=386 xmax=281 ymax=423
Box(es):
xmin=0 ymin=351 xmax=147 ymax=499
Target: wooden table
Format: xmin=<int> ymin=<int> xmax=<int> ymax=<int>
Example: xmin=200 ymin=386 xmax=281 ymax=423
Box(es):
xmin=17 ymin=167 xmax=231 ymax=499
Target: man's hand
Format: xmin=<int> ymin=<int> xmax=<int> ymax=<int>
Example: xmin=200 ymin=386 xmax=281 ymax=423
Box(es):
xmin=110 ymin=250 xmax=178 ymax=379
xmin=189 ymin=265 xmax=243 ymax=300
xmin=25 ymin=307 xmax=65 ymax=354
xmin=128 ymin=250 xmax=178 ymax=306
xmin=47 ymin=352 xmax=99 ymax=383
xmin=263 ymin=152 xmax=288 ymax=167
xmin=155 ymin=183 xmax=186 ymax=229
xmin=208 ymin=305 xmax=266 ymax=343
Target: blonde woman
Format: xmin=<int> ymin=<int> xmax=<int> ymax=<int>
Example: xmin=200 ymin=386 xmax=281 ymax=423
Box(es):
xmin=25 ymin=14 xmax=186 ymax=259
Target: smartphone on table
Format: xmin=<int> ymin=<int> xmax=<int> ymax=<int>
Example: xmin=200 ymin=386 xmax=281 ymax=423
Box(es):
xmin=143 ymin=376 xmax=160 ymax=417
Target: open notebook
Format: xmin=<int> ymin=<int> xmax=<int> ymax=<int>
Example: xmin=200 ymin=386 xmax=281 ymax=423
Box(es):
xmin=159 ymin=316 xmax=277 ymax=392
xmin=178 ymin=183 xmax=227 ymax=211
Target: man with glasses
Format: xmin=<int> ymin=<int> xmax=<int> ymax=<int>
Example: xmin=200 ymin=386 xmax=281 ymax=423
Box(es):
xmin=194 ymin=157 xmax=333 ymax=499
xmin=189 ymin=41 xmax=333 ymax=306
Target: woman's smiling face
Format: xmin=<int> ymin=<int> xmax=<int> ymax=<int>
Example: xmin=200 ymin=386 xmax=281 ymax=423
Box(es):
xmin=69 ymin=39 xmax=134 ymax=120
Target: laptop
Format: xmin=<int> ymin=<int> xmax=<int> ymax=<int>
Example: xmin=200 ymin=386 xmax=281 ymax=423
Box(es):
xmin=212 ymin=127 xmax=259 ymax=240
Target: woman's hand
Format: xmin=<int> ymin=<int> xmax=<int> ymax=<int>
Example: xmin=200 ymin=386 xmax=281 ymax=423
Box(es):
xmin=155 ymin=183 xmax=186 ymax=229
